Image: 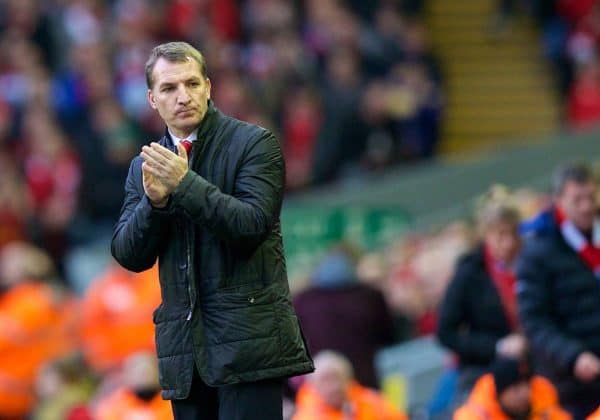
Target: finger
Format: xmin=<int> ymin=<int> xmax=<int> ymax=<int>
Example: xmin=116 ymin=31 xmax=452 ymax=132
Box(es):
xmin=143 ymin=163 xmax=165 ymax=178
xmin=142 ymin=146 xmax=171 ymax=165
xmin=141 ymin=151 xmax=169 ymax=169
xmin=151 ymin=142 xmax=179 ymax=159
xmin=176 ymin=142 xmax=188 ymax=160
xmin=142 ymin=162 xmax=154 ymax=177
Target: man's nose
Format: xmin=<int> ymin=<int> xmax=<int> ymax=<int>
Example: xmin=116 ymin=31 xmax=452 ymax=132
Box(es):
xmin=177 ymin=86 xmax=191 ymax=104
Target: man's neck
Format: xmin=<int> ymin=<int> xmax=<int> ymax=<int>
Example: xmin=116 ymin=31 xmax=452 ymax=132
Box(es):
xmin=168 ymin=127 xmax=200 ymax=145
xmin=169 ymin=127 xmax=196 ymax=139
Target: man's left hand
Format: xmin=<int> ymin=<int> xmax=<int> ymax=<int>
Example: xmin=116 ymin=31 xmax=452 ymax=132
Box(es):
xmin=140 ymin=142 xmax=189 ymax=193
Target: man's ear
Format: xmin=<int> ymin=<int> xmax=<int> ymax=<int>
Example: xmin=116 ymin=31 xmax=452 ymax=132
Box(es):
xmin=206 ymin=78 xmax=212 ymax=100
xmin=147 ymin=89 xmax=157 ymax=109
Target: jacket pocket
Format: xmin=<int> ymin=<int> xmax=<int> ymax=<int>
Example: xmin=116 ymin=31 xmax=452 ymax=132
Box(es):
xmin=203 ymin=282 xmax=278 ymax=344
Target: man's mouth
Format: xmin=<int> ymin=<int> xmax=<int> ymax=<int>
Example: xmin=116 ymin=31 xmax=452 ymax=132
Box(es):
xmin=176 ymin=109 xmax=195 ymax=115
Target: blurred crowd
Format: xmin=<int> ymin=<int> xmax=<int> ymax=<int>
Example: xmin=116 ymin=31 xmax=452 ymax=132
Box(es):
xmin=5 ymin=156 xmax=596 ymax=419
xmin=0 ymin=0 xmax=443 ymax=292
xmin=6 ymin=0 xmax=600 ymax=419
xmin=531 ymin=0 xmax=600 ymax=128
xmin=0 ymin=0 xmax=443 ymax=418
xmin=0 ymin=155 xmax=561 ymax=420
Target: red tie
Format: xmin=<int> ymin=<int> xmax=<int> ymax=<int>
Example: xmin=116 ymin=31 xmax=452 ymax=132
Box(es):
xmin=180 ymin=140 xmax=193 ymax=157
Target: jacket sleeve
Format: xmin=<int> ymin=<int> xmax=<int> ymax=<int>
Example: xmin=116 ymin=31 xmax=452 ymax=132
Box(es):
xmin=516 ymin=240 xmax=585 ymax=374
xmin=110 ymin=158 xmax=169 ymax=272
xmin=171 ymin=130 xmax=284 ymax=249
xmin=436 ymin=257 xmax=499 ymax=363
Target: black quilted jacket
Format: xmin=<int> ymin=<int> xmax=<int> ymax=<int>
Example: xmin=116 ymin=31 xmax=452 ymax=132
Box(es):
xmin=111 ymin=100 xmax=314 ymax=400
xmin=517 ymin=209 xmax=600 ymax=406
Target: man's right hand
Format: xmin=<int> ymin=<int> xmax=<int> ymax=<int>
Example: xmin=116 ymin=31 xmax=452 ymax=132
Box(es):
xmin=142 ymin=161 xmax=169 ymax=207
xmin=574 ymin=351 xmax=600 ymax=383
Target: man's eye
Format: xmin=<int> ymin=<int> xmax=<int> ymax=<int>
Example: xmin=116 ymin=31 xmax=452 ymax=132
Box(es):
xmin=162 ymin=86 xmax=174 ymax=92
xmin=189 ymin=82 xmax=199 ymax=87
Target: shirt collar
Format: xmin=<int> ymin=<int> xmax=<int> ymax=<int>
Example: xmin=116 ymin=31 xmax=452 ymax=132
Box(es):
xmin=168 ymin=127 xmax=198 ymax=147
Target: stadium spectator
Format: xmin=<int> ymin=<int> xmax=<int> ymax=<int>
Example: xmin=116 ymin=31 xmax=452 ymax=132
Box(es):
xmin=0 ymin=151 xmax=29 ymax=249
xmin=78 ymin=263 xmax=160 ymax=373
xmin=384 ymin=222 xmax=473 ymax=337
xmin=293 ymin=350 xmax=407 ymax=420
xmin=517 ymin=161 xmax=600 ymax=419
xmin=567 ymin=58 xmax=600 ymax=128
xmin=94 ymin=352 xmax=171 ymax=420
xmin=437 ymin=192 xmax=525 ymax=398
xmin=0 ymin=242 xmax=76 ymax=418
xmin=0 ymin=0 xmax=442 ymax=279
xmin=33 ymin=355 xmax=96 ymax=420
xmin=294 ymin=246 xmax=396 ymax=388
xmin=21 ymin=106 xmax=81 ymax=268
xmin=454 ymin=357 xmax=570 ymax=420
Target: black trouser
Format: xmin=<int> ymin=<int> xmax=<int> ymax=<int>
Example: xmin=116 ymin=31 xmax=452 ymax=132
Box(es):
xmin=171 ymin=369 xmax=283 ymax=420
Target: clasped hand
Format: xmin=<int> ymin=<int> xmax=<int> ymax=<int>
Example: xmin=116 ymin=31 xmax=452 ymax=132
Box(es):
xmin=140 ymin=142 xmax=189 ymax=207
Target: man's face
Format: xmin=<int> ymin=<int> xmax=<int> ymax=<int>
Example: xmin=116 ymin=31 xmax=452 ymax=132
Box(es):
xmin=311 ymin=364 xmax=349 ymax=409
xmin=558 ymin=180 xmax=597 ymax=232
xmin=499 ymin=381 xmax=531 ymax=418
xmin=147 ymin=57 xmax=211 ymax=137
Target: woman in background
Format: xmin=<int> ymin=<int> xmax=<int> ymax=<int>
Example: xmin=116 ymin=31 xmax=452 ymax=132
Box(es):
xmin=437 ymin=192 xmax=526 ymax=401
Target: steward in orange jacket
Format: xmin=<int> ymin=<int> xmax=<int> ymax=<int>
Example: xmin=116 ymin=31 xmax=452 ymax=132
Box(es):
xmin=94 ymin=387 xmax=171 ymax=420
xmin=588 ymin=407 xmax=600 ymax=420
xmin=94 ymin=352 xmax=170 ymax=420
xmin=293 ymin=350 xmax=406 ymax=420
xmin=0 ymin=280 xmax=76 ymax=419
xmin=79 ymin=264 xmax=160 ymax=372
xmin=294 ymin=381 xmax=406 ymax=420
xmin=455 ymin=358 xmax=571 ymax=420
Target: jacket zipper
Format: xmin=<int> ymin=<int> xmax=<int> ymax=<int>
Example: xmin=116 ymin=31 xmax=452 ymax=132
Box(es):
xmin=184 ymin=135 xmax=211 ymax=320
xmin=186 ymin=145 xmax=196 ymax=321
xmin=186 ymin=226 xmax=194 ymax=321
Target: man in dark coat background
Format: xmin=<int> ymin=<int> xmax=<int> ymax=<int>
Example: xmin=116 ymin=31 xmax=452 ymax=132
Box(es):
xmin=517 ymin=161 xmax=600 ymax=420
xmin=111 ymin=41 xmax=313 ymax=420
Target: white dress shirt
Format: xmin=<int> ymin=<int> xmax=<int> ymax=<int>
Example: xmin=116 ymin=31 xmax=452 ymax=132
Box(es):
xmin=169 ymin=128 xmax=199 ymax=147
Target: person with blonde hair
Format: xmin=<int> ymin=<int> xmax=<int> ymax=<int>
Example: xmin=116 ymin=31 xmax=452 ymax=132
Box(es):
xmin=437 ymin=187 xmax=525 ymax=400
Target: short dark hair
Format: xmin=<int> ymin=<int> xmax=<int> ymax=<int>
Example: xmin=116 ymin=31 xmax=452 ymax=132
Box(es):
xmin=145 ymin=41 xmax=208 ymax=89
xmin=553 ymin=161 xmax=594 ymax=196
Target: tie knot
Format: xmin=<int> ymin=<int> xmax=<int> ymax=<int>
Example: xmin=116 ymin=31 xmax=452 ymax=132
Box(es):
xmin=180 ymin=140 xmax=193 ymax=155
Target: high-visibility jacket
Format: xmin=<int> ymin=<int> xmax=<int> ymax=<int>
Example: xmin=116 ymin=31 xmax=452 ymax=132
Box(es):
xmin=79 ymin=264 xmax=160 ymax=372
xmin=293 ymin=381 xmax=407 ymax=420
xmin=94 ymin=387 xmax=171 ymax=420
xmin=0 ymin=281 xmax=76 ymax=418
xmin=587 ymin=406 xmax=600 ymax=420
xmin=454 ymin=374 xmax=571 ymax=420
